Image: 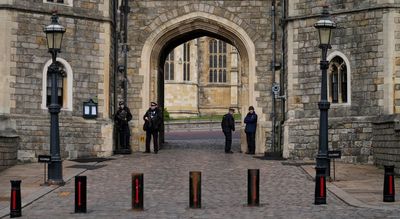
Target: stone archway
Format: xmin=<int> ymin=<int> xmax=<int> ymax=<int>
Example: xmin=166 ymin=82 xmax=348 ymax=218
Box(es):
xmin=134 ymin=11 xmax=270 ymax=153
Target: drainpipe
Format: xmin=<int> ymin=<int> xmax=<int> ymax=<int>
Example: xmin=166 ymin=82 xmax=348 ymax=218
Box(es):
xmin=279 ymin=0 xmax=288 ymax=152
xmin=112 ymin=0 xmax=119 ymax=153
xmin=121 ymin=0 xmax=130 ymax=104
xmin=280 ymin=0 xmax=287 ymax=121
xmin=268 ymin=0 xmax=277 ymax=157
xmin=112 ymin=0 xmax=118 ymax=116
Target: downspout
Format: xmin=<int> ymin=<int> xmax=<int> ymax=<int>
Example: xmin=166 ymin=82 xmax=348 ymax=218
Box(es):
xmin=268 ymin=0 xmax=277 ymax=157
xmin=112 ymin=0 xmax=118 ymax=116
xmin=112 ymin=0 xmax=118 ymax=152
xmin=279 ymin=0 xmax=288 ymax=153
xmin=121 ymin=0 xmax=130 ymax=104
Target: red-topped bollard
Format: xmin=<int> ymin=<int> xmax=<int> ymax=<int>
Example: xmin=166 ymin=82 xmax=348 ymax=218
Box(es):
xmin=132 ymin=173 xmax=144 ymax=210
xmin=75 ymin=176 xmax=87 ymax=213
xmin=189 ymin=171 xmax=201 ymax=208
xmin=10 ymin=180 xmax=22 ymax=218
xmin=314 ymin=167 xmax=326 ymax=205
xmin=247 ymin=169 xmax=260 ymax=206
xmin=383 ymin=165 xmax=395 ymax=202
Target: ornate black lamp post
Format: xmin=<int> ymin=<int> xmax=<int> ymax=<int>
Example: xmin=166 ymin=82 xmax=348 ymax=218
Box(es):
xmin=314 ymin=6 xmax=336 ymax=204
xmin=44 ymin=12 xmax=66 ymax=185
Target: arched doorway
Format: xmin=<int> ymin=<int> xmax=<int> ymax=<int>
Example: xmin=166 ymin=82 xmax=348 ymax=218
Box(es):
xmin=136 ymin=12 xmax=269 ymax=154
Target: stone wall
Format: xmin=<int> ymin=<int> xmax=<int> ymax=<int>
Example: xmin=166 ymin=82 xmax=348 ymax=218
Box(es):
xmin=372 ymin=115 xmax=400 ymax=175
xmin=0 ymin=0 xmax=114 ymax=161
xmin=284 ymin=117 xmax=373 ymax=162
xmin=129 ymin=0 xmax=274 ymax=153
xmin=0 ymin=116 xmax=18 ymax=171
xmin=284 ymin=1 xmax=400 ymax=161
xmin=0 ymin=136 xmax=18 ymax=171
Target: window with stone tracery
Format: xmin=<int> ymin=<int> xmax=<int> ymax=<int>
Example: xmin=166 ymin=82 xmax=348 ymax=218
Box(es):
xmin=209 ymin=39 xmax=227 ymax=83
xmin=164 ymin=50 xmax=174 ymax=81
xmin=46 ymin=62 xmax=66 ymax=107
xmin=42 ymin=58 xmax=73 ymax=111
xmin=329 ymin=56 xmax=348 ymax=104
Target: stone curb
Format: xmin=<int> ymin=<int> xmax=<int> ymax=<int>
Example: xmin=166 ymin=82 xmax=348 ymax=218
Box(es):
xmin=0 ymin=166 xmax=90 ymax=219
xmin=299 ymin=166 xmax=398 ymax=211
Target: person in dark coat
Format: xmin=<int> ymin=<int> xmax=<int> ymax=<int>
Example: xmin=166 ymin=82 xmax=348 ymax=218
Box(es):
xmin=221 ymin=108 xmax=235 ymax=153
xmin=114 ymin=101 xmax=133 ymax=151
xmin=143 ymin=102 xmax=162 ymax=153
xmin=244 ymin=106 xmax=257 ymax=154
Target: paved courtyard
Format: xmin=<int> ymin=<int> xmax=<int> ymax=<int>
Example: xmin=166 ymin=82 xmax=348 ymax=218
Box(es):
xmin=13 ymin=137 xmax=400 ymax=218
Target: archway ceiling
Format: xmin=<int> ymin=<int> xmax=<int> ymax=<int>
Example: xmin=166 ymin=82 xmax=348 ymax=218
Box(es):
xmin=158 ymin=29 xmax=233 ymax=65
xmin=151 ymin=19 xmax=250 ymax=66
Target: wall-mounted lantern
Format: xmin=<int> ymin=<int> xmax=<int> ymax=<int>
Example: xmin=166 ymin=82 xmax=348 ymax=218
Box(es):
xmin=83 ymin=99 xmax=98 ymax=119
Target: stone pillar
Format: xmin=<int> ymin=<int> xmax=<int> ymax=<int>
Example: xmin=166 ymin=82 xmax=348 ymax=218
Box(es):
xmin=230 ymin=47 xmax=239 ymax=109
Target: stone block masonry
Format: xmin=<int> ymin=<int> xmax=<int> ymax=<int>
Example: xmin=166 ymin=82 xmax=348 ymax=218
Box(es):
xmin=285 ymin=117 xmax=374 ymax=163
xmin=372 ymin=115 xmax=400 ymax=175
xmin=0 ymin=116 xmax=19 ymax=171
xmin=0 ymin=136 xmax=18 ymax=171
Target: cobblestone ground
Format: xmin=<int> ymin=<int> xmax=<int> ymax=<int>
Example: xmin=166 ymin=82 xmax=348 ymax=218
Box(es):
xmin=20 ymin=139 xmax=400 ymax=219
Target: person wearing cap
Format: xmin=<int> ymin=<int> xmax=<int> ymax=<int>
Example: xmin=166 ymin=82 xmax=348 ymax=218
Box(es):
xmin=244 ymin=106 xmax=257 ymax=154
xmin=221 ymin=108 xmax=235 ymax=153
xmin=143 ymin=102 xmax=162 ymax=153
xmin=114 ymin=101 xmax=133 ymax=152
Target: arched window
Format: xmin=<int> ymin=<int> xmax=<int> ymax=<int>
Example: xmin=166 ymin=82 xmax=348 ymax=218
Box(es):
xmin=42 ymin=58 xmax=73 ymax=111
xmin=164 ymin=50 xmax=174 ymax=80
xmin=46 ymin=62 xmax=65 ymax=106
xmin=209 ymin=39 xmax=227 ymax=83
xmin=183 ymin=42 xmax=190 ymax=81
xmin=328 ymin=55 xmax=350 ymax=104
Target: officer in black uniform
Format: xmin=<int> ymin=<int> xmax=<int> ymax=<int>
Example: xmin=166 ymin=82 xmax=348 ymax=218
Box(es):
xmin=114 ymin=101 xmax=132 ymax=152
xmin=221 ymin=108 xmax=235 ymax=153
xmin=143 ymin=102 xmax=162 ymax=154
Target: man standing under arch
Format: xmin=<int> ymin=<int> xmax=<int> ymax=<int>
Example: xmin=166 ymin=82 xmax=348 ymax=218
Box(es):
xmin=221 ymin=108 xmax=235 ymax=154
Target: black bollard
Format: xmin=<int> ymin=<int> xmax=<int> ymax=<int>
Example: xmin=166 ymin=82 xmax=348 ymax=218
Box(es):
xmin=132 ymin=173 xmax=144 ymax=210
xmin=189 ymin=171 xmax=201 ymax=208
xmin=75 ymin=176 xmax=87 ymax=213
xmin=314 ymin=167 xmax=327 ymax=205
xmin=10 ymin=180 xmax=22 ymax=218
xmin=383 ymin=165 xmax=395 ymax=202
xmin=247 ymin=169 xmax=260 ymax=206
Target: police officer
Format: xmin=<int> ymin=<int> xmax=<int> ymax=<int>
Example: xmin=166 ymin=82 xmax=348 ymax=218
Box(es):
xmin=114 ymin=101 xmax=132 ymax=152
xmin=143 ymin=102 xmax=162 ymax=153
xmin=221 ymin=108 xmax=235 ymax=153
